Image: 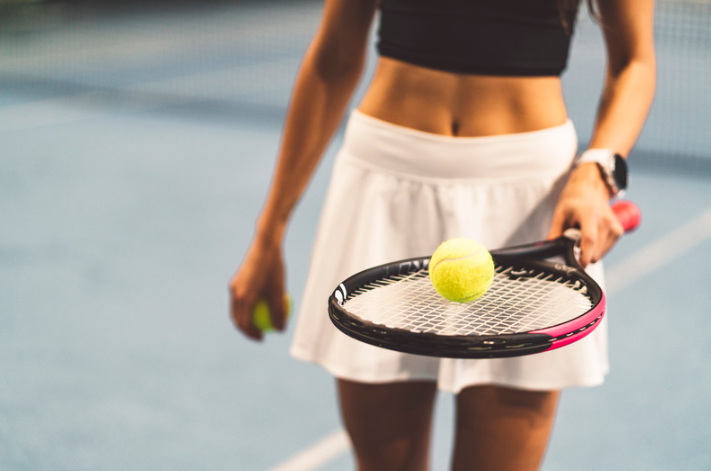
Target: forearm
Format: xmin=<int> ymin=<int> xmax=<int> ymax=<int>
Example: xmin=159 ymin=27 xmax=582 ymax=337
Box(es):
xmin=549 ymin=0 xmax=656 ymax=264
xmin=588 ymin=58 xmax=656 ymax=156
xmin=255 ymin=46 xmax=367 ymax=244
xmin=587 ymin=0 xmax=656 ymax=157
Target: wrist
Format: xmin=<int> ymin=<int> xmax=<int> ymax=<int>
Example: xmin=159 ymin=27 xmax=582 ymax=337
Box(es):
xmin=572 ymin=162 xmax=614 ymax=199
xmin=569 ymin=162 xmax=613 ymax=198
xmin=255 ymin=214 xmax=287 ymax=246
xmin=574 ymin=149 xmax=628 ymax=198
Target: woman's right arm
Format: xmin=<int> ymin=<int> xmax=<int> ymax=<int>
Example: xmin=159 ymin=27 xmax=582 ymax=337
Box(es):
xmin=230 ymin=0 xmax=378 ymax=341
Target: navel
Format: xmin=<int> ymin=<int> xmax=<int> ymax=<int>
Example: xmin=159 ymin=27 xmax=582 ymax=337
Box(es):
xmin=451 ymin=120 xmax=460 ymax=136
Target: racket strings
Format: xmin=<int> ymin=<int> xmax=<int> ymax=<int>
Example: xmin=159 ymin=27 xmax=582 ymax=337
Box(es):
xmin=345 ymin=266 xmax=594 ymax=336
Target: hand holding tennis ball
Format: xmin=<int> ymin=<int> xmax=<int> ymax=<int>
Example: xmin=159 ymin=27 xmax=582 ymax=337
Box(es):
xmin=252 ymin=294 xmax=292 ymax=332
xmin=429 ymin=238 xmax=495 ymax=303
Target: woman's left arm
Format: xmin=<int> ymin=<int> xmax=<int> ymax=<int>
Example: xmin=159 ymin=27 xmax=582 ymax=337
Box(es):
xmin=549 ymin=0 xmax=656 ymax=266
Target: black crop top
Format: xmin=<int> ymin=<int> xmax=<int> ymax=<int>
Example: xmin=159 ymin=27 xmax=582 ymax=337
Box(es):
xmin=377 ymin=0 xmax=575 ymax=76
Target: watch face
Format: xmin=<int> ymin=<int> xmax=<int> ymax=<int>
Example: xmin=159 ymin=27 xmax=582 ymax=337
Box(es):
xmin=613 ymin=154 xmax=628 ymax=190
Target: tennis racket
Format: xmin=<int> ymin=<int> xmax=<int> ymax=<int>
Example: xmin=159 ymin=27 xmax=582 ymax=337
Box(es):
xmin=328 ymin=200 xmax=641 ymax=359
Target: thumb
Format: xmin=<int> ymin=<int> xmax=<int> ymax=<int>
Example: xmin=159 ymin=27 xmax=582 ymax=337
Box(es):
xmin=547 ymin=209 xmax=568 ymax=241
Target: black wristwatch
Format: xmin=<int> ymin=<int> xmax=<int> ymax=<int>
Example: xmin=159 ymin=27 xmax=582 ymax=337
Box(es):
xmin=576 ymin=149 xmax=628 ymax=197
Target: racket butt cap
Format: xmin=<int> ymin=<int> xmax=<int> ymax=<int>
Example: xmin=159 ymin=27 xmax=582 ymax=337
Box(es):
xmin=612 ymin=200 xmax=641 ymax=233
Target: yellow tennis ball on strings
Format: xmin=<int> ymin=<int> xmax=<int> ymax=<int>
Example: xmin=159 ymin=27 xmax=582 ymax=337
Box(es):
xmin=429 ymin=238 xmax=495 ymax=303
xmin=252 ymin=294 xmax=292 ymax=332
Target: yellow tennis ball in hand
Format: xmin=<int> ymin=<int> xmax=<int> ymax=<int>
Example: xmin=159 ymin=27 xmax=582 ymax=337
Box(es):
xmin=429 ymin=238 xmax=495 ymax=303
xmin=252 ymin=294 xmax=292 ymax=332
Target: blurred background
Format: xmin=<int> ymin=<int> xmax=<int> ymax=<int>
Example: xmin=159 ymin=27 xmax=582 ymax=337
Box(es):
xmin=1 ymin=0 xmax=710 ymax=470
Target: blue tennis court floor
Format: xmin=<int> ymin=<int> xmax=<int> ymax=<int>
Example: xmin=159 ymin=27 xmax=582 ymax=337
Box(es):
xmin=1 ymin=1 xmax=710 ymax=470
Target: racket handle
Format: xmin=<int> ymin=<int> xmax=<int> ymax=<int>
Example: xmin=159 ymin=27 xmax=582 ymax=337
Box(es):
xmin=612 ymin=200 xmax=641 ymax=233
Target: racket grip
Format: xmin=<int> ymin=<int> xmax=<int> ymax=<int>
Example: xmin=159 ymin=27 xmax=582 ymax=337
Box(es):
xmin=612 ymin=200 xmax=641 ymax=233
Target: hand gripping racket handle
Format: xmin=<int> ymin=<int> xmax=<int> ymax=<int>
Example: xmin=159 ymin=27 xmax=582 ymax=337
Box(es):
xmin=555 ymin=200 xmax=641 ymax=266
xmin=562 ymin=200 xmax=641 ymax=240
xmin=493 ymin=201 xmax=641 ymax=262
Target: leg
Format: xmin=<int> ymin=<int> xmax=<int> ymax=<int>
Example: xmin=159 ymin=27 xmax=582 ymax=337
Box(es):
xmin=338 ymin=379 xmax=438 ymax=471
xmin=451 ymin=385 xmax=559 ymax=471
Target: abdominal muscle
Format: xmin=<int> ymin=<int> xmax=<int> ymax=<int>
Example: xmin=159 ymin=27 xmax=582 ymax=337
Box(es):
xmin=357 ymin=57 xmax=569 ymax=137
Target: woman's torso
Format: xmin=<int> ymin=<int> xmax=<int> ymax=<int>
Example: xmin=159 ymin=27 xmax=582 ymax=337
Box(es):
xmin=358 ymin=57 xmax=569 ymax=138
xmin=357 ymin=0 xmax=572 ymax=137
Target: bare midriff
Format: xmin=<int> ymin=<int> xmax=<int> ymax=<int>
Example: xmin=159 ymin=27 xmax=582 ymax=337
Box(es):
xmin=358 ymin=57 xmax=569 ymax=137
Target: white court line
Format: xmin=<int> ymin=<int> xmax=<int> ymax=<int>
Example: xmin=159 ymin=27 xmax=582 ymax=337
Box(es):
xmin=267 ymin=205 xmax=711 ymax=471
xmin=606 ymin=205 xmax=711 ymax=295
xmin=263 ymin=429 xmax=350 ymax=471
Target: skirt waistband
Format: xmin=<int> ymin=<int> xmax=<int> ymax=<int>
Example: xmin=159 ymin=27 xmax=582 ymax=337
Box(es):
xmin=341 ymin=110 xmax=578 ymax=180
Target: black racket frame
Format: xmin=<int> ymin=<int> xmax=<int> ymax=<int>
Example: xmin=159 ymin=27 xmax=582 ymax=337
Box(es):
xmin=328 ymin=233 xmax=604 ymax=359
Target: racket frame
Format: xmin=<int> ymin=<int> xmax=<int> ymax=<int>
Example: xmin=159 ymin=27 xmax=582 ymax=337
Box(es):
xmin=328 ymin=231 xmax=605 ymax=359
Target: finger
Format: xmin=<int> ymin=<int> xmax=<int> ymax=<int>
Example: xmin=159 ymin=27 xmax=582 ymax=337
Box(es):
xmin=546 ymin=209 xmax=568 ymax=240
xmin=596 ymin=212 xmax=624 ymax=261
xmin=230 ymin=288 xmax=263 ymax=341
xmin=577 ymin=218 xmax=598 ymax=268
xmin=265 ymin=258 xmax=287 ymax=332
xmin=266 ymin=298 xmax=285 ymax=332
xmin=267 ymin=284 xmax=287 ymax=332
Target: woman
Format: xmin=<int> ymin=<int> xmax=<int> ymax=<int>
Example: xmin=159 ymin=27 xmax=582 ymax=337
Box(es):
xmin=230 ymin=0 xmax=656 ymax=469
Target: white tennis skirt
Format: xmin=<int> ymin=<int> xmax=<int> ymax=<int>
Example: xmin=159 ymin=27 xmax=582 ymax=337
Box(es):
xmin=290 ymin=110 xmax=608 ymax=393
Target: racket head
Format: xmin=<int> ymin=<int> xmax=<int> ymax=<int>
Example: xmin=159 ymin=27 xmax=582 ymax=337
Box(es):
xmin=329 ymin=201 xmax=639 ymax=359
xmin=328 ymin=242 xmax=604 ymax=359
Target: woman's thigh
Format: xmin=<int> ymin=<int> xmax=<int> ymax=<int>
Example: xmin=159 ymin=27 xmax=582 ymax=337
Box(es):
xmin=452 ymin=385 xmax=560 ymax=471
xmin=337 ymin=379 xmax=438 ymax=471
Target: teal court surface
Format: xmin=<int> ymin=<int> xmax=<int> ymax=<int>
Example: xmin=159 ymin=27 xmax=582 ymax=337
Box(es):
xmin=1 ymin=1 xmax=710 ymax=470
